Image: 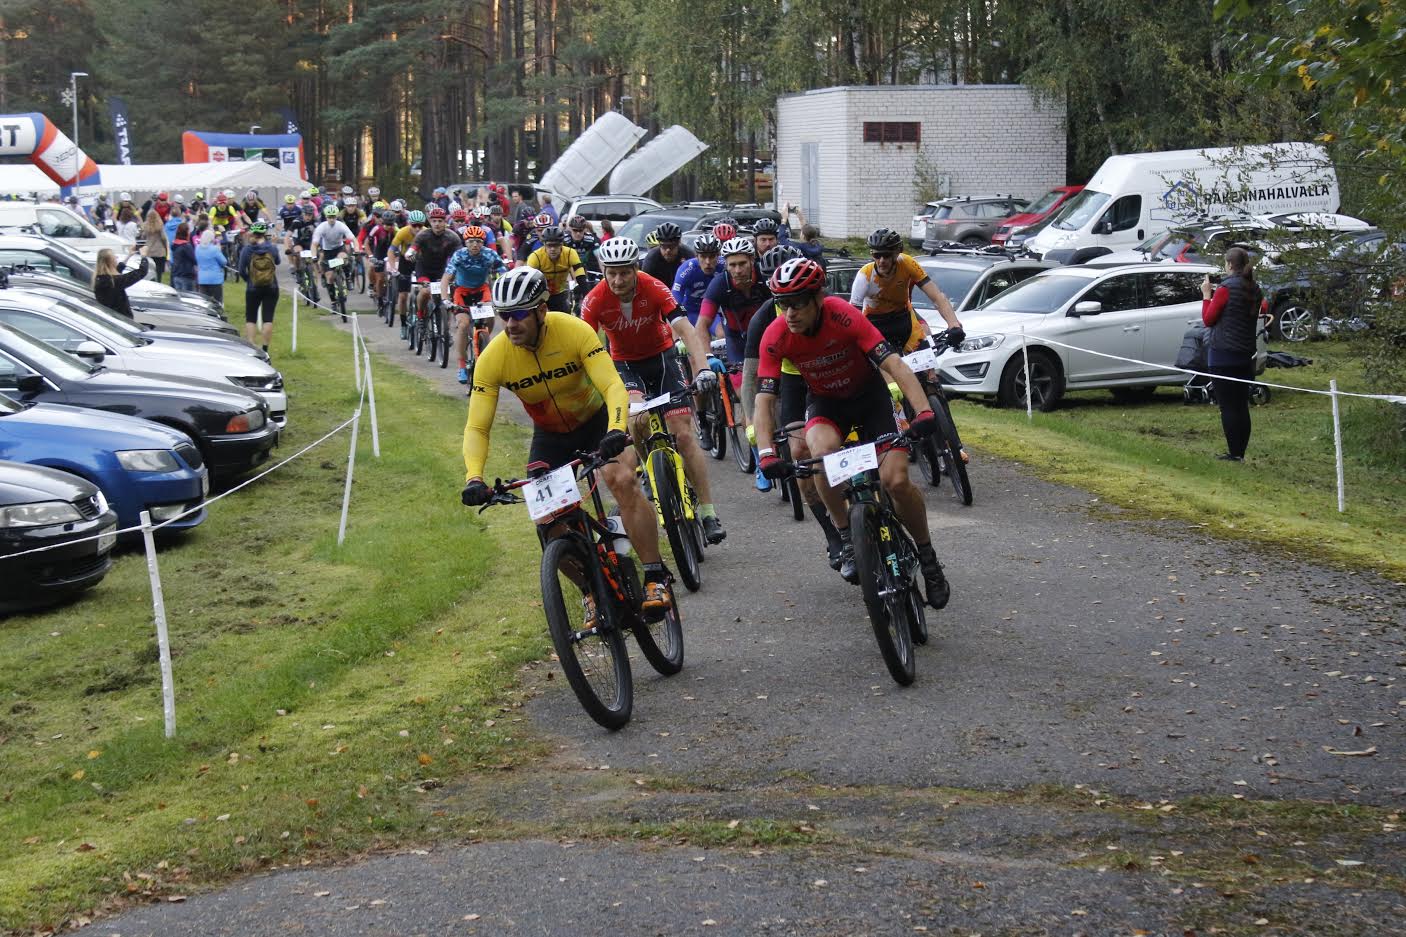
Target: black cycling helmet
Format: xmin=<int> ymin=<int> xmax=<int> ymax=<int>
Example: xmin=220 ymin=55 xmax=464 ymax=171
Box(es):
xmin=752 ymin=217 xmax=779 ymax=235
xmin=757 ymin=244 xmax=803 ymax=279
xmin=867 ymin=228 xmax=903 ymax=252
xmin=541 ymin=225 xmax=564 ymax=244
xmin=653 ymin=222 xmax=682 ymax=243
xmin=693 ymin=233 xmax=721 ymax=255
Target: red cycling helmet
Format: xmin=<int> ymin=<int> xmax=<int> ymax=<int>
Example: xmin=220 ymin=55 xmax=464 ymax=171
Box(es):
xmin=711 ymin=222 xmax=737 ymax=242
xmin=428 ymin=207 xmax=447 ymax=220
xmin=451 ymin=209 xmax=468 ymax=223
xmin=768 ymin=257 xmax=826 ymax=296
xmin=156 ymin=191 xmax=169 ymax=200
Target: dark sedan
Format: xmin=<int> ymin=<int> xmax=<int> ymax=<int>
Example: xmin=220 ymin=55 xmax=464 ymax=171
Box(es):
xmin=0 ymin=460 xmax=118 ymax=610
xmin=0 ymin=323 xmax=278 ymax=480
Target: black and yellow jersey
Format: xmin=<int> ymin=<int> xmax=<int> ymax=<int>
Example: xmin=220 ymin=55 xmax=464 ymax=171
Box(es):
xmin=462 ymin=312 xmax=629 ymax=480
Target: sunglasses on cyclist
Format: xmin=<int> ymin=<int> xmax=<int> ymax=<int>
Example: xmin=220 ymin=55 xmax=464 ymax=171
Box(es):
xmin=870 ymin=251 xmax=896 ymax=260
xmin=497 ymin=306 xmax=537 ymax=322
xmin=774 ymin=296 xmax=812 ymax=310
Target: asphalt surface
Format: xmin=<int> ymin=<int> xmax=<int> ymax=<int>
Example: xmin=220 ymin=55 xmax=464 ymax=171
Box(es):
xmin=94 ymin=283 xmax=1406 ymax=936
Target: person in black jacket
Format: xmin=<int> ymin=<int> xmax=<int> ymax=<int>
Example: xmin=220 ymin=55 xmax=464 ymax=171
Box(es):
xmin=91 ymin=248 xmax=149 ymax=319
xmin=1200 ymin=246 xmax=1263 ymax=461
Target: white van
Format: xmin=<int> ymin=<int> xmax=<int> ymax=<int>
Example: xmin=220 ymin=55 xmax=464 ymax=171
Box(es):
xmin=0 ymin=202 xmax=133 ymax=261
xmin=1026 ymin=143 xmax=1338 ymax=265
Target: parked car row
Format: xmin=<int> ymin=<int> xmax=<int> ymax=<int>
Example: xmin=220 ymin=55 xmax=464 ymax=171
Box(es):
xmin=0 ymin=258 xmax=287 ymax=611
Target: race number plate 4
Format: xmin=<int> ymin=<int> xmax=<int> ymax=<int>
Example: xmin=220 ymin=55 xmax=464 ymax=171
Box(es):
xmin=327 ymin=257 xmax=344 ymax=268
xmin=903 ymin=347 xmax=939 ymax=373
xmin=524 ymin=465 xmax=582 ymax=521
xmin=629 ymin=392 xmax=673 ymax=415
xmin=823 ymin=442 xmax=879 ymax=487
xmin=429 ymin=282 xmax=443 ymax=296
xmin=300 ymin=250 xmax=314 ymax=259
xmin=472 ymin=303 xmax=494 ymax=321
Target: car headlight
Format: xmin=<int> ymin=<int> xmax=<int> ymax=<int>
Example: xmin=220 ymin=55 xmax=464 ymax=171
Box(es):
xmin=230 ymin=373 xmax=283 ymax=391
xmin=0 ymin=500 xmax=84 ymax=527
xmin=116 ymin=449 xmax=181 ymax=472
xmin=224 ymin=408 xmax=267 ymax=433
xmin=958 ymin=334 xmax=1005 ymax=353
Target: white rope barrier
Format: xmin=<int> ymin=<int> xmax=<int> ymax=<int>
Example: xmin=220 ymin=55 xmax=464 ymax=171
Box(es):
xmin=337 ymin=408 xmax=361 ymax=547
xmin=1020 ymin=326 xmax=1032 ymax=421
xmin=364 ymin=346 xmax=381 ymax=458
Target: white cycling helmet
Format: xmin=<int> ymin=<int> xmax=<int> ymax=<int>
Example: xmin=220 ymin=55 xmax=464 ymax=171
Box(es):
xmin=341 ymin=185 xmax=354 ymax=196
xmin=223 ymin=188 xmax=235 ymax=199
xmin=721 ymin=236 xmax=755 ymax=257
xmin=491 ymin=266 xmax=549 ymax=311
xmin=596 ymin=237 xmax=640 ymax=267
xmin=345 ymin=195 xmax=359 ymax=206
xmin=367 ymin=186 xmax=380 ymax=197
xmin=390 ymin=199 xmax=405 ymax=211
xmin=119 ymin=191 xmax=132 ymax=201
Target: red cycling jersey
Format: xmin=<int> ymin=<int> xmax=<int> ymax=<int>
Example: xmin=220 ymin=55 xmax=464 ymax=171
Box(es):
xmin=581 ymin=271 xmax=684 ymax=362
xmin=757 ymin=296 xmax=894 ymax=398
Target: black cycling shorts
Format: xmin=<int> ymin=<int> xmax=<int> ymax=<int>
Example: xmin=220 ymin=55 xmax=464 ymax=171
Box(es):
xmin=805 ymin=374 xmax=901 ymax=444
xmin=320 ymin=245 xmax=346 ymax=263
xmin=528 ymin=405 xmax=609 ymax=471
xmin=616 ymin=351 xmax=690 ymax=412
xmin=868 ymin=308 xmax=915 ymax=351
xmin=546 ymin=291 xmax=571 ymax=313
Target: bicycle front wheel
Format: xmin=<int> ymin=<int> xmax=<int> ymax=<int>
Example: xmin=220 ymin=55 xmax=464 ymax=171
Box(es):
xmin=620 ymin=556 xmax=684 ymax=676
xmin=541 ymin=538 xmax=633 ymax=729
xmin=355 ymin=262 xmax=367 ymax=294
xmin=649 ymin=449 xmax=701 ymax=592
xmin=930 ymin=396 xmax=972 ymax=506
xmin=784 ymin=475 xmax=805 ymax=521
xmin=850 ymin=500 xmax=916 ymax=686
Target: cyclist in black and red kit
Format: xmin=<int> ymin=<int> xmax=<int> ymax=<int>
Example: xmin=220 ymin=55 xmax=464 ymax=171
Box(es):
xmin=409 ymin=207 xmax=463 ymax=321
xmin=752 ymin=257 xmax=951 ymax=609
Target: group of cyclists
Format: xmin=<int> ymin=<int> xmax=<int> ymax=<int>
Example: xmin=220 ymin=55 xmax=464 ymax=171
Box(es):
xmin=451 ymin=205 xmax=969 ymax=638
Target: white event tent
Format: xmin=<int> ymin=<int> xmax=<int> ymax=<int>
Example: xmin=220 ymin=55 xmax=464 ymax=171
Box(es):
xmin=0 ymin=160 xmax=305 ymax=204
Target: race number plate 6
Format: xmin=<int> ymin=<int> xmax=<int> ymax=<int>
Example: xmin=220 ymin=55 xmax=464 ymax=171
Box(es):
xmin=823 ymin=442 xmax=879 ymax=487
xmin=903 ymin=347 xmax=939 ymax=373
xmin=429 ymin=282 xmax=443 ymax=296
xmin=524 ymin=465 xmax=582 ymax=521
xmin=629 ymin=392 xmax=673 ymax=415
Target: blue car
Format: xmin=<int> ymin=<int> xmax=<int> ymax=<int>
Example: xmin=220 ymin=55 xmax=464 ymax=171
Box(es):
xmin=0 ymin=394 xmax=207 ymax=532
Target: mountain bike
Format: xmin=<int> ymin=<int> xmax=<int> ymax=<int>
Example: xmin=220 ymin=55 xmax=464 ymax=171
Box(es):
xmin=478 ymin=449 xmax=685 ymax=730
xmin=296 ymin=248 xmax=320 ymax=304
xmin=324 ymin=256 xmax=349 ymax=321
xmin=794 ymin=430 xmax=927 ymax=685
xmin=353 ymin=252 xmax=368 ymax=294
xmin=633 ymin=384 xmax=707 ymax=593
xmin=898 ymin=333 xmax=972 ymax=506
xmin=450 ymin=299 xmax=496 ymax=385
xmin=422 ymin=281 xmax=450 ymax=366
xmin=770 ymin=423 xmax=807 ymax=522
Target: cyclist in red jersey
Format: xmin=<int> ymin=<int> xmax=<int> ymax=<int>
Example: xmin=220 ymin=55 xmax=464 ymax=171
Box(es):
xmin=752 ymin=258 xmax=951 ymax=608
xmin=581 ymin=237 xmax=726 ymax=546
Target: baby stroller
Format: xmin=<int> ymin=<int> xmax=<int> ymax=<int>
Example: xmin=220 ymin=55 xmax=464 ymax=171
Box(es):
xmin=1177 ymin=325 xmax=1271 ymax=406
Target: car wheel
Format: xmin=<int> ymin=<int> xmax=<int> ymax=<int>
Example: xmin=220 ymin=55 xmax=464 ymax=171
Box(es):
xmin=998 ymin=350 xmax=1064 ymax=411
xmin=1272 ymin=300 xmax=1317 ymax=343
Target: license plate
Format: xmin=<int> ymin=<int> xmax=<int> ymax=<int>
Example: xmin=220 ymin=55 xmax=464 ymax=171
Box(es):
xmin=327 ymin=257 xmax=344 ymax=268
xmin=97 ymin=525 xmax=117 ymax=553
xmin=524 ymin=465 xmax=582 ymax=521
xmin=823 ymin=442 xmax=879 ymax=487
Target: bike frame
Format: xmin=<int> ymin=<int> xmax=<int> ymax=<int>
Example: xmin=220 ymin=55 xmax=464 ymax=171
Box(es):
xmin=635 ymin=393 xmax=700 ymax=530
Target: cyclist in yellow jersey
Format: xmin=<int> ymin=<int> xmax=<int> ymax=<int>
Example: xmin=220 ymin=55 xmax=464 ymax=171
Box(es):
xmin=526 ymin=227 xmax=585 ymax=313
xmin=848 ymin=228 xmax=964 ymax=353
xmin=208 ymin=194 xmax=242 ymax=230
xmin=460 ymin=267 xmax=673 ymax=615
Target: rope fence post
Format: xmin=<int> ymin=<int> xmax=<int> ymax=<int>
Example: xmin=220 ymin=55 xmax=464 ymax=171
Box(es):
xmin=139 ymin=510 xmax=177 ymax=739
xmin=364 ymin=346 xmax=380 ymax=458
xmin=1021 ymin=326 xmax=1032 ymax=420
xmin=351 ymin=312 xmax=363 ymax=392
xmin=337 ymin=408 xmax=362 ymax=546
xmin=1330 ymin=378 xmax=1345 ymax=513
xmin=290 ymin=286 xmax=298 ymax=353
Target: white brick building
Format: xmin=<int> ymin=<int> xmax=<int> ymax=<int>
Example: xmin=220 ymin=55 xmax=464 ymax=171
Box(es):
xmin=775 ymin=85 xmax=1067 ymax=239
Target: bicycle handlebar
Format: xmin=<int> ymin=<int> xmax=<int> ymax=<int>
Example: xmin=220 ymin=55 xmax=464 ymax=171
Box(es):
xmin=475 ymin=448 xmax=613 ymax=513
xmin=788 ymin=430 xmax=913 ymax=478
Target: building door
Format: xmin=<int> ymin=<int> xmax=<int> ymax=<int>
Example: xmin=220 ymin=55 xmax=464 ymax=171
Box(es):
xmin=800 ymin=143 xmax=819 ymax=223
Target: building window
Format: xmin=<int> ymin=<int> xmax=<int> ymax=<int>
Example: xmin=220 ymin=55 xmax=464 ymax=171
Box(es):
xmin=862 ymin=122 xmax=920 ymax=144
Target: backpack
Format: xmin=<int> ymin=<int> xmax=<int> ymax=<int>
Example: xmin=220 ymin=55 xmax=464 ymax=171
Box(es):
xmin=249 ymin=250 xmax=277 ymax=288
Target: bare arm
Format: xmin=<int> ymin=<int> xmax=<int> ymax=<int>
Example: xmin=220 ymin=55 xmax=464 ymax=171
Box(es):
xmin=919 ymin=280 xmax=959 ymax=328
xmin=879 ymin=353 xmax=931 ymax=416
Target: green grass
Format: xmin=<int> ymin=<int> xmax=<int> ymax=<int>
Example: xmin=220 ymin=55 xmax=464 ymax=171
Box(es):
xmin=0 ymin=302 xmax=547 ymax=931
xmin=951 ymin=342 xmax=1406 ymax=578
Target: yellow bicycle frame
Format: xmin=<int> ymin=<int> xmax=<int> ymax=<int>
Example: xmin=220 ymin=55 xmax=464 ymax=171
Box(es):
xmin=639 ymin=407 xmax=698 ymax=528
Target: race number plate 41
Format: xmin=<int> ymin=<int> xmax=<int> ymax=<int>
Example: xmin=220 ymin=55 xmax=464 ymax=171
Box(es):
xmin=823 ymin=442 xmax=879 ymax=487
xmin=524 ymin=465 xmax=582 ymax=521
xmin=629 ymin=392 xmax=672 ymax=415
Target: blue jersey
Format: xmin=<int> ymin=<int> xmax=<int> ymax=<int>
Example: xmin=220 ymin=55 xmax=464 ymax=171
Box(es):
xmin=671 ymin=258 xmax=714 ymax=324
xmin=446 ymin=246 xmax=506 ymax=288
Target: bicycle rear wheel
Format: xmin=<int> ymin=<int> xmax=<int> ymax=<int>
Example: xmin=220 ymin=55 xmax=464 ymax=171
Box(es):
xmin=540 ymin=537 xmax=633 ymax=729
xmin=620 ymin=556 xmax=684 ymax=675
xmin=700 ymin=387 xmax=727 ymax=461
xmin=650 ymin=449 xmax=701 ymax=592
xmin=355 ymin=261 xmax=367 ymax=294
xmin=437 ymin=306 xmax=451 ymax=368
xmin=412 ymin=311 xmax=426 ymax=356
xmin=426 ymin=305 xmax=441 ymax=360
xmin=850 ymin=500 xmax=916 ymax=686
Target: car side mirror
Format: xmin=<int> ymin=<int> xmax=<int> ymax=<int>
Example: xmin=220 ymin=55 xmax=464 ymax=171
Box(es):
xmin=1094 ymin=220 xmax=1113 ymax=236
xmin=17 ymin=373 xmax=43 ymax=394
xmin=74 ymin=340 xmax=106 ymax=362
xmin=1071 ymin=301 xmax=1102 ymax=317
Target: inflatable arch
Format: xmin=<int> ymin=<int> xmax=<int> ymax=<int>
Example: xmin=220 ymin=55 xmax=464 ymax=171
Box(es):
xmin=0 ymin=112 xmax=101 ymax=193
xmin=182 ymin=131 xmax=307 ymax=181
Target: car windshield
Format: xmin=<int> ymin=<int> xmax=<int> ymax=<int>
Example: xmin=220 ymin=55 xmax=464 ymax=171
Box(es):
xmin=976 ymin=274 xmax=1089 ymax=314
xmin=44 ymin=296 xmax=143 ymax=348
xmin=1051 ymin=189 xmax=1111 ymax=231
xmin=0 ymin=323 xmax=98 ymax=379
xmin=1024 ymin=189 xmax=1066 ymax=215
xmin=913 ymin=265 xmax=982 ymax=307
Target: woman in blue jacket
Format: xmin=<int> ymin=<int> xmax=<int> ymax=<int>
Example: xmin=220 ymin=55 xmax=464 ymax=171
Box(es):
xmin=194 ymin=229 xmax=228 ymax=308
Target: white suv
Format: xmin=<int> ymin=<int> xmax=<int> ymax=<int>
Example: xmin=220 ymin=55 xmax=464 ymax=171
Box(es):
xmin=938 ymin=262 xmax=1266 ymax=410
xmin=558 ymin=196 xmax=662 ymax=237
